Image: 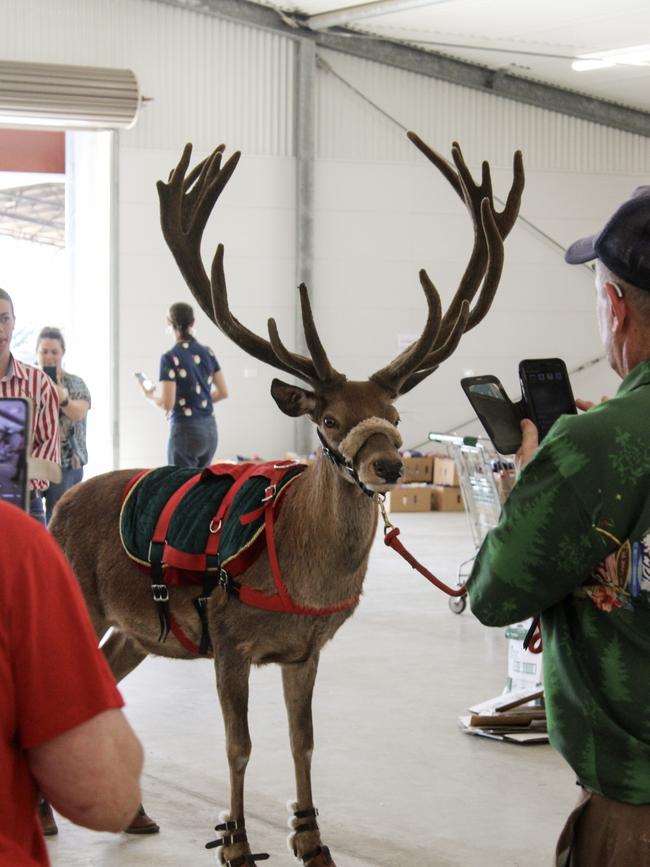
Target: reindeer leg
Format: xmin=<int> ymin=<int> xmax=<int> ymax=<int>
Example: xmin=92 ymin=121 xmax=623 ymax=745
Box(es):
xmin=209 ymin=646 xmax=267 ymax=865
xmin=282 ymin=654 xmax=335 ymax=867
xmin=39 ymin=627 xmax=154 ymax=837
xmin=100 ymin=629 xmax=148 ymax=683
xmin=96 ymin=629 xmax=159 ymax=835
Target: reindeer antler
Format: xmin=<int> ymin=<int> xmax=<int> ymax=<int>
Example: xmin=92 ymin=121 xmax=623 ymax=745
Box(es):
xmin=370 ymin=135 xmax=524 ymax=396
xmin=157 ymin=143 xmax=343 ymax=388
xmin=158 ymin=137 xmax=523 ymax=398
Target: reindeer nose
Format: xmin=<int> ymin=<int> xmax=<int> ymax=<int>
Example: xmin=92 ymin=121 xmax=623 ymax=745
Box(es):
xmin=373 ymin=459 xmax=403 ymax=484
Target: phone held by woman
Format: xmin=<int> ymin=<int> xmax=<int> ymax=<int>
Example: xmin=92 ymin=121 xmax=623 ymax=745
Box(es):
xmin=134 ymin=371 xmax=154 ymax=392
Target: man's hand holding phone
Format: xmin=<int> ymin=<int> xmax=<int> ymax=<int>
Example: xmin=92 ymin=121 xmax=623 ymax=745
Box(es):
xmin=575 ymin=396 xmax=609 ymax=411
xmin=462 ymin=358 xmax=577 ymax=457
xmin=515 ymin=418 xmax=539 ymax=476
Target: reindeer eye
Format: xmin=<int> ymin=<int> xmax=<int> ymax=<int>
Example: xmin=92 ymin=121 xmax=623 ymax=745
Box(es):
xmin=323 ymin=416 xmax=338 ymax=429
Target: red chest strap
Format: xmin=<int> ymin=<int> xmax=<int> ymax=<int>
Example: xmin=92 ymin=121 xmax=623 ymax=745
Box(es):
xmin=231 ymin=471 xmax=360 ymax=617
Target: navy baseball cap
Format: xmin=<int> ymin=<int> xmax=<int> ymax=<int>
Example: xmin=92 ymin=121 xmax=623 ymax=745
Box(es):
xmin=565 ymin=185 xmax=650 ymax=291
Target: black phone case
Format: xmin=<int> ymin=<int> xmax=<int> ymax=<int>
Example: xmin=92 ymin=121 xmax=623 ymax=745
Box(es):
xmin=461 ymin=376 xmax=523 ymax=455
xmin=518 ymin=359 xmax=576 ymax=435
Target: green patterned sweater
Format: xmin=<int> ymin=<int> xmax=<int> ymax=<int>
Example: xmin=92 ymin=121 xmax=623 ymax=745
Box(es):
xmin=467 ymin=359 xmax=650 ymax=804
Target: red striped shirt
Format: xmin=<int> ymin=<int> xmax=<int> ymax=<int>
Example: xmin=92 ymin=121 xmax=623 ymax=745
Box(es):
xmin=0 ymin=356 xmax=60 ymax=490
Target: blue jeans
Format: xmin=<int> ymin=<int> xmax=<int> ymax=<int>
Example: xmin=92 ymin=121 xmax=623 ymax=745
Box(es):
xmin=167 ymin=415 xmax=218 ymax=468
xmin=42 ymin=465 xmax=84 ymax=525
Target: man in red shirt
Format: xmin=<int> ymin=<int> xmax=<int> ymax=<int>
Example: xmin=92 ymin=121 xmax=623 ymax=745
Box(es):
xmin=0 ymin=289 xmax=60 ymax=523
xmin=0 ymin=500 xmax=143 ymax=866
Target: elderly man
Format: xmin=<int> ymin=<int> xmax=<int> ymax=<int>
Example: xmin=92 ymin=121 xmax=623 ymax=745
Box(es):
xmin=0 ymin=289 xmax=59 ymax=522
xmin=467 ymin=187 xmax=650 ymax=866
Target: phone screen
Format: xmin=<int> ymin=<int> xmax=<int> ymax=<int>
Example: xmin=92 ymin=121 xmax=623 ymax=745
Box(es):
xmin=519 ymin=359 xmax=576 ymax=440
xmin=43 ymin=365 xmax=57 ymax=382
xmin=0 ymin=397 xmax=31 ymax=512
xmin=134 ymin=372 xmax=154 ymax=391
xmin=461 ymin=376 xmax=523 ymax=455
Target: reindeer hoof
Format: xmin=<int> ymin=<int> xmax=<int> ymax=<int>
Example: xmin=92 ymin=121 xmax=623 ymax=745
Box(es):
xmin=124 ymin=804 xmax=160 ymax=834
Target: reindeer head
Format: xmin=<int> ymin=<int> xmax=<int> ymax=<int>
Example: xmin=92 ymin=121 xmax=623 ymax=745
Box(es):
xmin=157 ymin=135 xmax=524 ymax=492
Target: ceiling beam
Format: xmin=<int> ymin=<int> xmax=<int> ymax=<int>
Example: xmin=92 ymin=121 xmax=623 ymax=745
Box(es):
xmin=307 ymin=0 xmax=450 ymax=31
xmin=155 ymin=0 xmax=650 ymax=137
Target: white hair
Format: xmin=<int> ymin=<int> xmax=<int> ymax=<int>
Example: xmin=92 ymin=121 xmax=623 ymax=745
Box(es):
xmin=596 ymin=260 xmax=650 ymax=325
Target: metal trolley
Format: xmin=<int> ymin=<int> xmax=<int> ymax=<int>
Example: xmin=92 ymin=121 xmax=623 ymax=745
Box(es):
xmin=427 ymin=433 xmax=515 ymax=614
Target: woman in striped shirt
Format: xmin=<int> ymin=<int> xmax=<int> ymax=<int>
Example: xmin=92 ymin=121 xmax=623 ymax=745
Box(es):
xmin=0 ymin=290 xmax=60 ymax=524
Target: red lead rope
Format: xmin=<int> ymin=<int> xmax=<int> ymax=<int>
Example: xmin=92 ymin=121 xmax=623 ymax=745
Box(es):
xmin=383 ymin=527 xmax=467 ymax=597
xmin=377 ymin=496 xmax=466 ymax=598
xmin=379 ymin=498 xmax=543 ymax=654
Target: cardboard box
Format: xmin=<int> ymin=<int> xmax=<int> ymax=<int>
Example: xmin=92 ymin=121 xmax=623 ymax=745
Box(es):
xmin=433 ymin=456 xmax=459 ymax=487
xmin=505 ymin=621 xmax=544 ymax=692
xmin=389 ymin=484 xmax=433 ymax=513
xmin=431 ymin=485 xmax=464 ymax=512
xmin=402 ymin=455 xmax=433 ymax=484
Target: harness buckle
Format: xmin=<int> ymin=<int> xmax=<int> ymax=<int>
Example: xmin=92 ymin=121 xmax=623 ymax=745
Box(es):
xmin=218 ymin=567 xmax=237 ymax=595
xmin=152 ymin=584 xmax=169 ymax=603
xmin=148 ymin=539 xmax=165 ymax=562
xmin=262 ymin=484 xmax=276 ymax=502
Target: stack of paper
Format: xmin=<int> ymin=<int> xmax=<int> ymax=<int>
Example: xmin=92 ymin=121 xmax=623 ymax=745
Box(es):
xmin=458 ymin=688 xmax=548 ymax=745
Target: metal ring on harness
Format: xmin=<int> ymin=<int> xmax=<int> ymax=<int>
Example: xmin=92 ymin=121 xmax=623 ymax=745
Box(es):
xmin=261 ymin=484 xmax=276 ymax=503
xmin=209 ymin=518 xmax=222 ymax=534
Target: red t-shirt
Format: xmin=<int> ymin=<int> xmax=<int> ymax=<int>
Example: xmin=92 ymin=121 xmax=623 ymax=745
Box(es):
xmin=0 ymin=501 xmax=123 ymax=867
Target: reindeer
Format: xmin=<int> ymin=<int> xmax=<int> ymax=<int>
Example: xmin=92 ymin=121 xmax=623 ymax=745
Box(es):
xmin=49 ymin=133 xmax=523 ymax=867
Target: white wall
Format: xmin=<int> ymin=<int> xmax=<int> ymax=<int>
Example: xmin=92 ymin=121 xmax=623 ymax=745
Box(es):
xmin=311 ymin=50 xmax=650 ymax=447
xmin=2 ymin=0 xmax=649 ymax=465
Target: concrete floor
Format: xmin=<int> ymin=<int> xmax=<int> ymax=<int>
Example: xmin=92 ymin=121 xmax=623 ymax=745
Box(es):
xmin=47 ymin=512 xmax=575 ymax=867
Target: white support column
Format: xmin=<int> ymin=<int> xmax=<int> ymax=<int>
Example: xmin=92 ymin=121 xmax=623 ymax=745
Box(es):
xmin=294 ymin=37 xmax=316 ymax=456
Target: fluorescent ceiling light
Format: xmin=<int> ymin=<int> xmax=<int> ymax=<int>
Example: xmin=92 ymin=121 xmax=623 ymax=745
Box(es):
xmin=572 ymin=43 xmax=650 ymax=72
xmin=572 ymin=59 xmax=616 ymax=72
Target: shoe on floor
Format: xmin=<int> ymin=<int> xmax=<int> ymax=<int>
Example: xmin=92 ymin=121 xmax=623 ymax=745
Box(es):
xmin=38 ymin=799 xmax=58 ymax=837
xmin=124 ymin=804 xmax=160 ymax=835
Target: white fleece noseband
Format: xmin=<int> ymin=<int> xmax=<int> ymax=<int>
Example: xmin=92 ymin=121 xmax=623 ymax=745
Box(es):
xmin=338 ymin=417 xmax=402 ymax=462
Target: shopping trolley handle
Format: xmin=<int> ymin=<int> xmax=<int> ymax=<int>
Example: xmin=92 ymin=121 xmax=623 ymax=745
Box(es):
xmin=428 ymin=432 xmax=480 ymax=447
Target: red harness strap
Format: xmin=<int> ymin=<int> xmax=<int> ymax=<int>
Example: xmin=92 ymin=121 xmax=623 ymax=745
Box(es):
xmin=155 ymin=463 xmax=253 ymax=578
xmin=168 ymin=613 xmax=202 ymax=654
xmin=136 ymin=460 xmax=360 ymax=655
xmin=236 ymin=479 xmax=360 ymax=616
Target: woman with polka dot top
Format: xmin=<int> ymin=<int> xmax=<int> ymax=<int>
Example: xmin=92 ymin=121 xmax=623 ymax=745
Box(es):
xmin=140 ymin=302 xmax=228 ymax=467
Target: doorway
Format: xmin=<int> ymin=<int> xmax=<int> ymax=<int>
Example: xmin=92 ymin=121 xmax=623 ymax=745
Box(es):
xmin=0 ymin=127 xmax=115 ymax=477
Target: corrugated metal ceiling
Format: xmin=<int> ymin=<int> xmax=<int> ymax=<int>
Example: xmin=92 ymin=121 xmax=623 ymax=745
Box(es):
xmin=257 ymin=0 xmax=650 ymax=111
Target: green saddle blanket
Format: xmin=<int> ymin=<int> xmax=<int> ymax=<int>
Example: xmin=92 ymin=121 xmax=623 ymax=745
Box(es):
xmin=119 ymin=461 xmax=305 ymax=582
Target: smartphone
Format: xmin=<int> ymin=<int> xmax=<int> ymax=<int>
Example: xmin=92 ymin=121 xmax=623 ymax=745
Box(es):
xmin=0 ymin=397 xmax=32 ymax=512
xmin=461 ymin=375 xmax=523 ymax=455
xmin=43 ymin=365 xmax=57 ymax=382
xmin=134 ymin=371 xmax=154 ymax=391
xmin=519 ymin=358 xmax=577 ymax=440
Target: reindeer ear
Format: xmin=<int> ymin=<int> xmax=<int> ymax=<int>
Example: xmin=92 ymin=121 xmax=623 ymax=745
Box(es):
xmin=270 ymin=378 xmax=317 ymax=417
